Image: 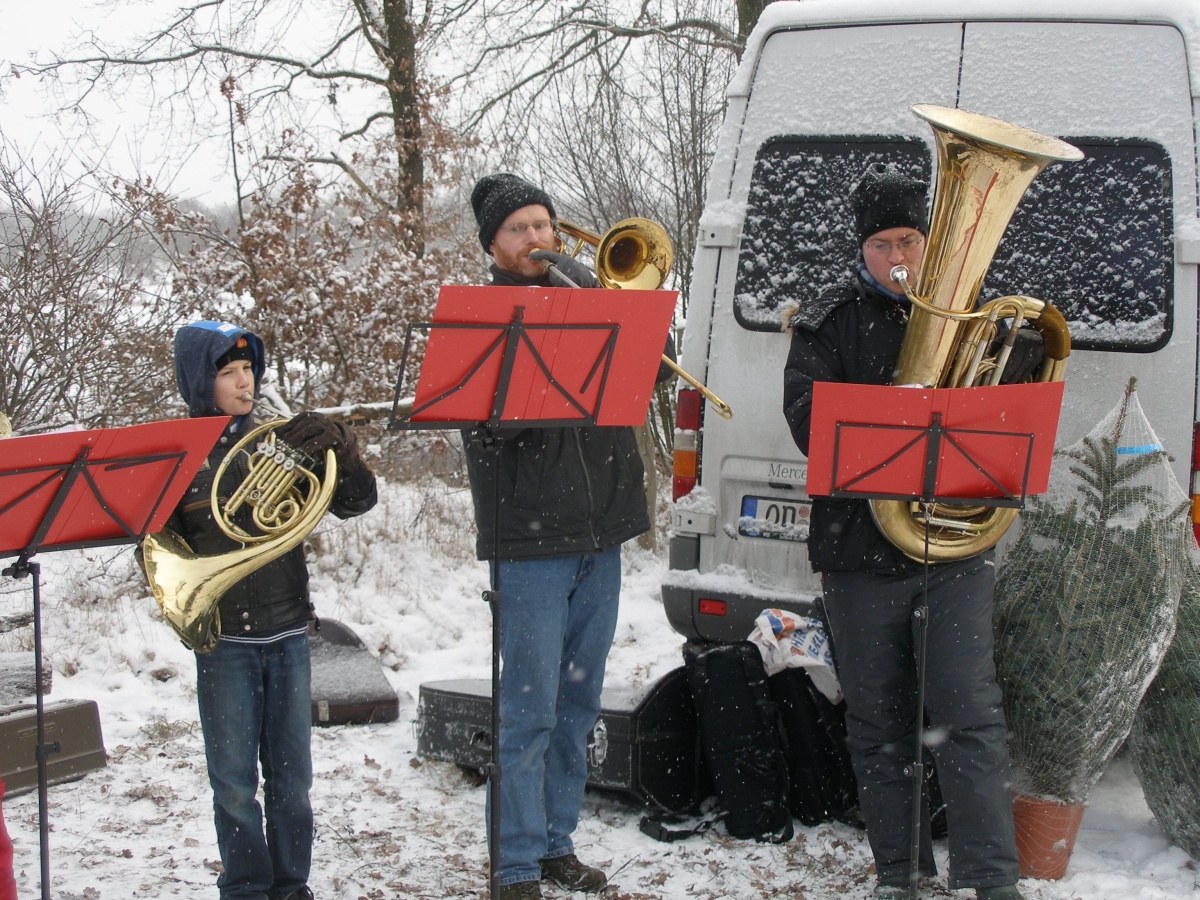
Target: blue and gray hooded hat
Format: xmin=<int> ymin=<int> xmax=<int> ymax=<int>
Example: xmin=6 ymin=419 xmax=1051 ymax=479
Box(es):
xmin=173 ymin=321 xmax=266 ymax=419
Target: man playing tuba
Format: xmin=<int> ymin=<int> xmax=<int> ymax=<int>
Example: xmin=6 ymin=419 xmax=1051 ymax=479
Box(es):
xmin=782 ymin=166 xmax=1034 ymax=900
xmin=147 ymin=321 xmax=377 ymax=900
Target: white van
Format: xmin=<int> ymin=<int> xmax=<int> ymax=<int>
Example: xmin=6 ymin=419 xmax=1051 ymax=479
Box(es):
xmin=663 ymin=0 xmax=1200 ymax=642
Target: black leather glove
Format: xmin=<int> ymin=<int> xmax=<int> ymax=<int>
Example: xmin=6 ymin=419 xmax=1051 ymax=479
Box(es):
xmin=528 ymin=249 xmax=600 ymax=289
xmin=994 ymin=327 xmax=1045 ymax=384
xmin=275 ymin=412 xmax=358 ymax=470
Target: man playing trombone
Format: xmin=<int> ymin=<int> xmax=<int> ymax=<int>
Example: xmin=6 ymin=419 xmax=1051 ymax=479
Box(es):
xmin=463 ymin=174 xmax=673 ymax=900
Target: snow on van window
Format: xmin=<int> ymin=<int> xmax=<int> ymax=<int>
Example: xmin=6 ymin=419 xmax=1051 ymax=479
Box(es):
xmin=734 ymin=138 xmax=1173 ymax=351
xmin=734 ymin=138 xmax=929 ymax=331
xmin=986 ymin=141 xmax=1173 ymax=351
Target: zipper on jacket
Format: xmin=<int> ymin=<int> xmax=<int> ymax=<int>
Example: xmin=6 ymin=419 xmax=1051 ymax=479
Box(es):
xmin=572 ymin=430 xmax=602 ymax=550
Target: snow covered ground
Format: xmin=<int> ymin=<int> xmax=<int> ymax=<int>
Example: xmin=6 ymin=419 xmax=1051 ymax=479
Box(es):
xmin=1 ymin=477 xmax=1197 ymax=899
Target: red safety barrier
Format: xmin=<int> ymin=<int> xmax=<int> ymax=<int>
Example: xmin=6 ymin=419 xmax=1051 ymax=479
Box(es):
xmin=0 ymin=776 xmax=16 ymax=900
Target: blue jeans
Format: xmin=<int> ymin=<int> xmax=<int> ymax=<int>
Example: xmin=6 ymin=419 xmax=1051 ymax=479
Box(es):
xmin=196 ymin=634 xmax=313 ymax=900
xmin=488 ymin=548 xmax=622 ymax=887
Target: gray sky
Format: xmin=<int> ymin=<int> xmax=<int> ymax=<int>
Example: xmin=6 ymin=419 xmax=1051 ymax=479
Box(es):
xmin=0 ymin=0 xmax=233 ymax=200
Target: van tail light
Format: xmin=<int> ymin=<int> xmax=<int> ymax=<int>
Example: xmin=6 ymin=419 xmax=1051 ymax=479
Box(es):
xmin=673 ymin=388 xmax=703 ymax=500
xmin=698 ymin=598 xmax=727 ymax=616
xmin=1192 ymin=423 xmax=1200 ymax=546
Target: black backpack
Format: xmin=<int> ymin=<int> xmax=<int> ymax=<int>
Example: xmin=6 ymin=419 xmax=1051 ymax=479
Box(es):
xmin=681 ymin=640 xmax=794 ymax=843
xmin=767 ymin=666 xmax=862 ymax=827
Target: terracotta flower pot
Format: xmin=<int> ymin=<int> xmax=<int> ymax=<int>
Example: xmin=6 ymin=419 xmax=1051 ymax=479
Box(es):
xmin=1011 ymin=792 xmax=1087 ymax=880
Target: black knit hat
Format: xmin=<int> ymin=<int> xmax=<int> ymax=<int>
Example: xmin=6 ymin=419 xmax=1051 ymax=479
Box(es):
xmin=471 ymin=174 xmax=557 ymax=252
xmin=215 ymin=336 xmax=256 ymax=370
xmin=851 ymin=164 xmax=929 ymax=246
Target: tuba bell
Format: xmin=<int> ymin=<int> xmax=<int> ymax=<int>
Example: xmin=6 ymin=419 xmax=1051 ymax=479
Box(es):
xmin=869 ymin=104 xmax=1082 ymax=562
xmin=143 ymin=402 xmax=337 ymax=653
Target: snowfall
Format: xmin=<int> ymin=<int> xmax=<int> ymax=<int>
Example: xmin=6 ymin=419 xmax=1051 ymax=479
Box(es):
xmin=1 ymin=473 xmax=1197 ymax=900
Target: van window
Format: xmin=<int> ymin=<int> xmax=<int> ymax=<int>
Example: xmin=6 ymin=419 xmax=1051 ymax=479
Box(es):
xmin=985 ymin=140 xmax=1173 ymax=352
xmin=734 ymin=137 xmax=930 ymax=331
xmin=735 ymin=138 xmax=1173 ymax=352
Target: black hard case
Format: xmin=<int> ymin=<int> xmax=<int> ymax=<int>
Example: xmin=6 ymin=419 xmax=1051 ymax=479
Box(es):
xmin=416 ymin=666 xmax=702 ymax=813
xmin=309 ymin=618 xmax=399 ymax=726
xmin=0 ymin=699 xmax=107 ymax=796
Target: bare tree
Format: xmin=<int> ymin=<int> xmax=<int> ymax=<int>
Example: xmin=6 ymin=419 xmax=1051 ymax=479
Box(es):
xmin=12 ymin=1 xmax=451 ymax=251
xmin=736 ymin=0 xmax=773 ymax=47
xmin=451 ymin=0 xmax=743 ymax=141
xmin=5 ymin=0 xmax=769 ymax=472
xmin=0 ymin=144 xmax=176 ymax=432
xmin=513 ymin=1 xmax=736 ymax=460
xmin=115 ymin=155 xmax=478 ymax=411
xmin=8 ymin=0 xmax=761 ymax=246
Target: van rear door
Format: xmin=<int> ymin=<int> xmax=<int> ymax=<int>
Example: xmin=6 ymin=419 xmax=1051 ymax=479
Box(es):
xmin=665 ymin=22 xmax=965 ymax=640
xmin=958 ymin=20 xmax=1197 ymax=485
xmin=665 ymin=14 xmax=1199 ymax=643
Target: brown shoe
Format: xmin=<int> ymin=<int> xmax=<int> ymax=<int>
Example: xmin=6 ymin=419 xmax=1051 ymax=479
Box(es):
xmin=540 ymin=853 xmax=607 ymax=893
xmin=497 ymin=881 xmax=543 ymax=900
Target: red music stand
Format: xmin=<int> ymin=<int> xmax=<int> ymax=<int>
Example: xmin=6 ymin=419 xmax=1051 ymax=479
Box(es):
xmin=392 ymin=284 xmax=675 ymax=428
xmin=807 ymin=381 xmax=1062 ymax=503
xmin=808 ymin=380 xmax=1064 ymax=899
xmin=389 ymin=284 xmax=676 ymax=898
xmin=0 ymin=416 xmax=227 ymax=900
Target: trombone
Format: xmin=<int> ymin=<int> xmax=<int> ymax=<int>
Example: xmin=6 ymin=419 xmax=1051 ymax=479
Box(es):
xmin=547 ymin=217 xmax=734 ymax=419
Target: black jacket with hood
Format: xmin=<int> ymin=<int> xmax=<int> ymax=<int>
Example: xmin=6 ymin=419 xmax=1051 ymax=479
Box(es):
xmin=461 ymin=265 xmax=671 ymax=560
xmin=782 ymin=271 xmax=918 ymax=576
xmin=162 ymin=321 xmax=377 ymax=637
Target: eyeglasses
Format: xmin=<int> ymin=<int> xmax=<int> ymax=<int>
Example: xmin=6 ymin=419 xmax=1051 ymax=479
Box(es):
xmin=864 ymin=234 xmax=924 ymax=255
xmin=501 ymin=219 xmax=554 ymax=237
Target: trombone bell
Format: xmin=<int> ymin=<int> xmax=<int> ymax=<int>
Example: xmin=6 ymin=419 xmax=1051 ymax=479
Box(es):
xmin=553 ymin=216 xmax=733 ymax=418
xmin=556 ymin=217 xmax=673 ymax=291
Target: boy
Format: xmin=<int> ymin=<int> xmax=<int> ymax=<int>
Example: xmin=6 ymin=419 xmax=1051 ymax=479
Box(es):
xmin=156 ymin=320 xmax=377 ymax=900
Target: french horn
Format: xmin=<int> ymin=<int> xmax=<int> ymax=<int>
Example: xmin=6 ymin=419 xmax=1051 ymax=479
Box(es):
xmin=143 ymin=398 xmax=337 ymax=652
xmin=869 ymin=104 xmax=1082 ymax=562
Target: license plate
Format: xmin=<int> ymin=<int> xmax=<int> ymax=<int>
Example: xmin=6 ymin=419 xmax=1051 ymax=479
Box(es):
xmin=739 ymin=495 xmax=810 ymax=542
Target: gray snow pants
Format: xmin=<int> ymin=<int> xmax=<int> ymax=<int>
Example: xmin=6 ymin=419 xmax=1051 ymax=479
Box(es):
xmin=821 ymin=551 xmax=1020 ymax=890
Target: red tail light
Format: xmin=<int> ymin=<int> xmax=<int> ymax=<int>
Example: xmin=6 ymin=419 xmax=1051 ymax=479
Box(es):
xmin=672 ymin=389 xmax=702 ymax=500
xmin=1191 ymin=423 xmax=1200 ymax=546
xmin=676 ymin=389 xmax=701 ymax=430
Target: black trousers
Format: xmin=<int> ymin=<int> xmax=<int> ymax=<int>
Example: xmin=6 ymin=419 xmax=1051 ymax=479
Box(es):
xmin=822 ymin=551 xmax=1019 ymax=890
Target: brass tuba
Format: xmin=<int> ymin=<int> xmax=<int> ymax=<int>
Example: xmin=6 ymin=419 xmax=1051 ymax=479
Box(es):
xmin=143 ymin=402 xmax=337 ymax=653
xmin=869 ymin=104 xmax=1082 ymax=562
xmin=554 ymin=217 xmax=734 ymax=419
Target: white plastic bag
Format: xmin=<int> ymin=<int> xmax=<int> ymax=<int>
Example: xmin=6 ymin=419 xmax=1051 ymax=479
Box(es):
xmin=748 ymin=608 xmax=843 ymax=704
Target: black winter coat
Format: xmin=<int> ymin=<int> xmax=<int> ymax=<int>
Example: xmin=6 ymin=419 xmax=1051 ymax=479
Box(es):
xmin=782 ymin=274 xmax=920 ymax=575
xmin=462 ymin=264 xmax=665 ymax=560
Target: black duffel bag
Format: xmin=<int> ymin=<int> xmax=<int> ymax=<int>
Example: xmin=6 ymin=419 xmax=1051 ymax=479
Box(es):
xmin=767 ymin=666 xmax=861 ymax=827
